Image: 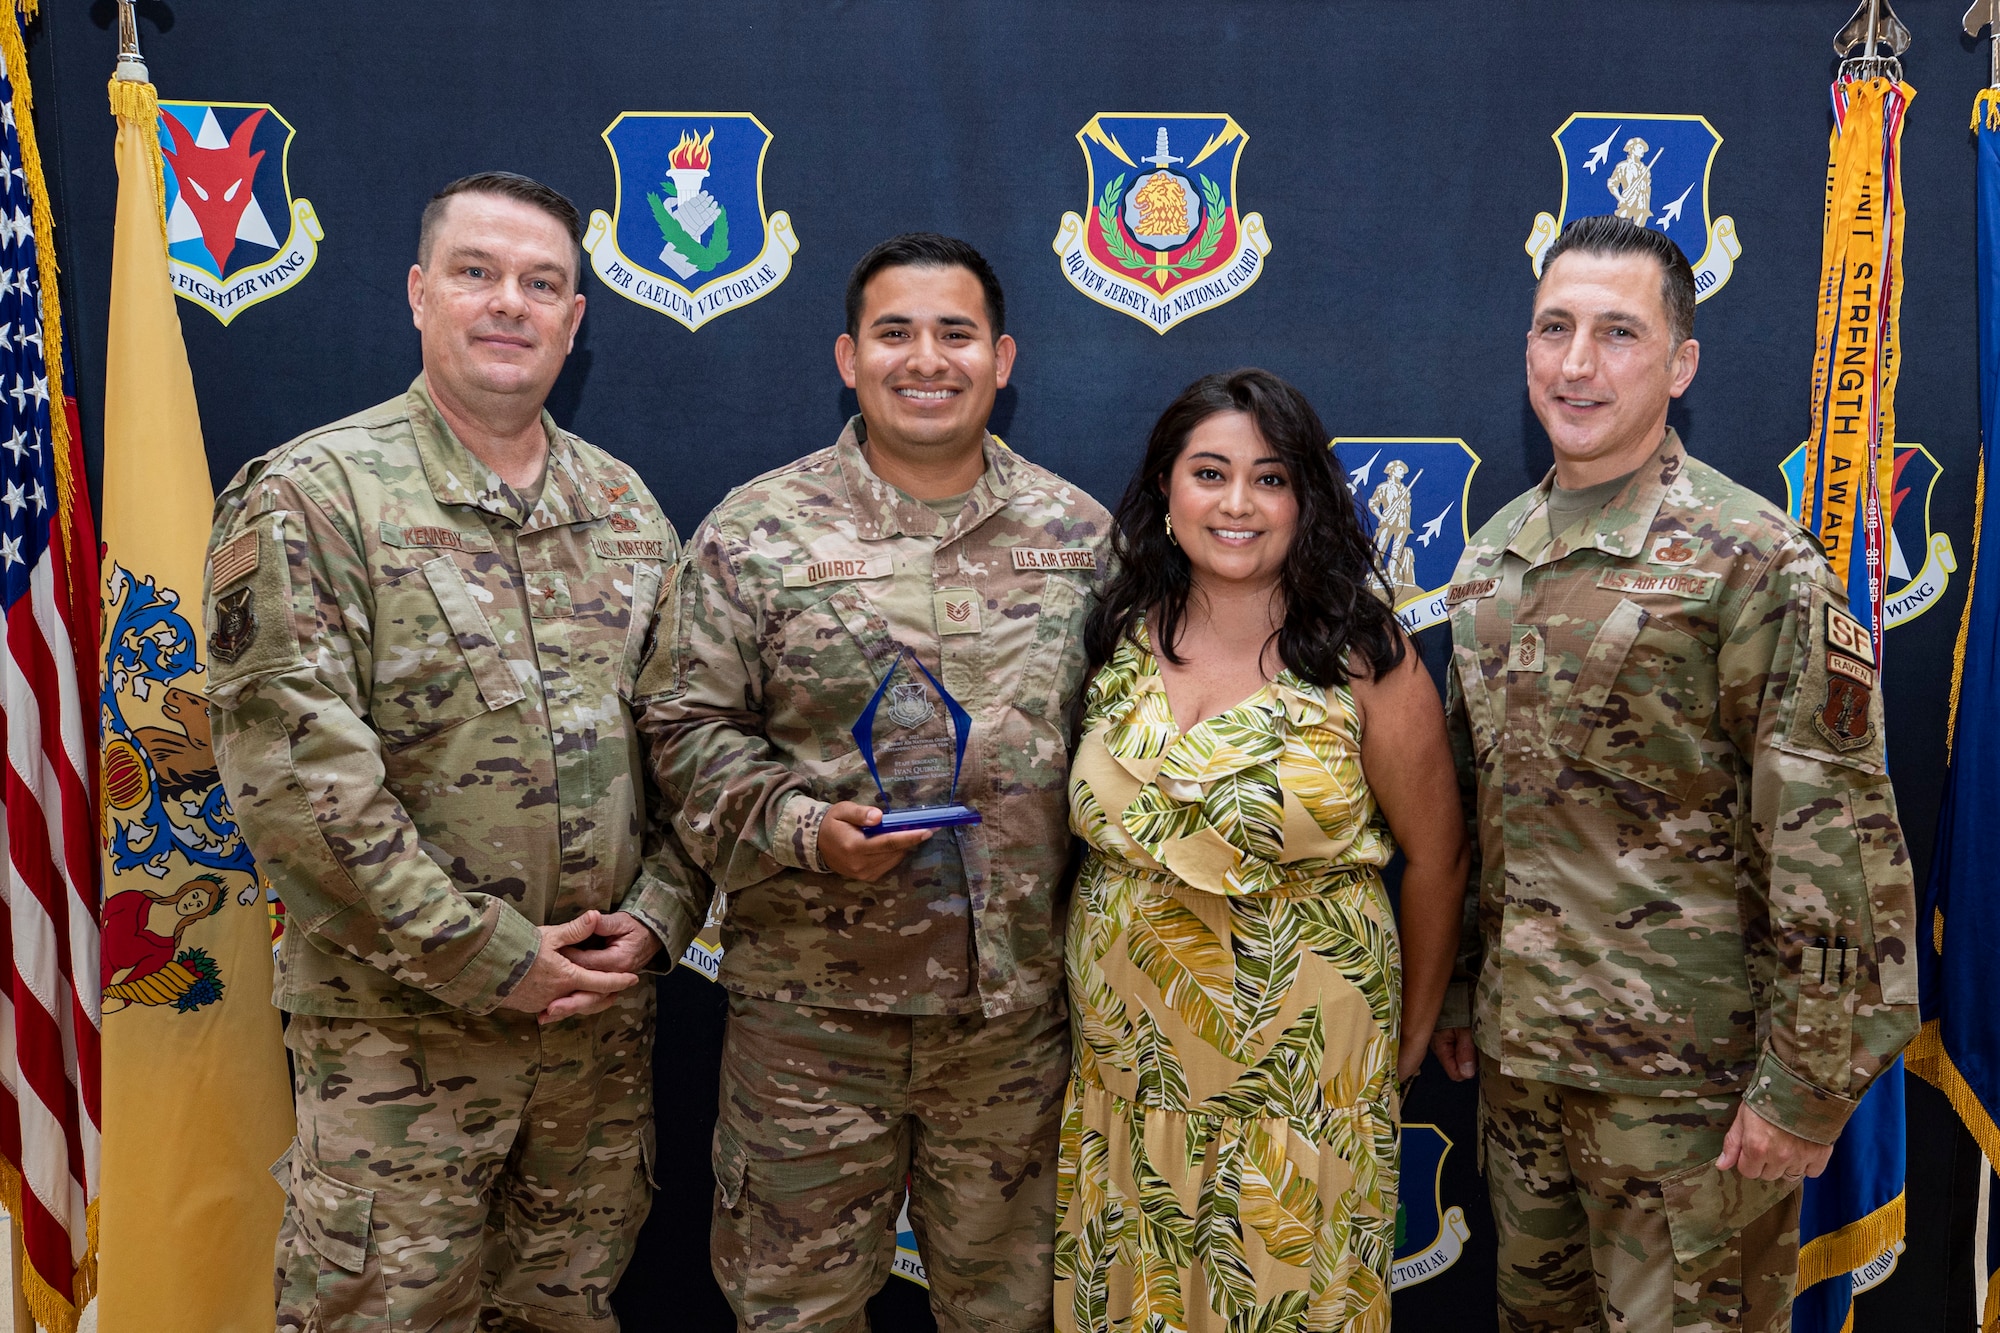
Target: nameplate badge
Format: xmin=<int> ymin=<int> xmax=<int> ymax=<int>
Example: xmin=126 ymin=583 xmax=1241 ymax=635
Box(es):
xmin=1445 ymin=577 xmax=1500 ymax=607
xmin=379 ymin=522 xmax=496 ymax=553
xmin=783 ymin=555 xmax=894 ymax=588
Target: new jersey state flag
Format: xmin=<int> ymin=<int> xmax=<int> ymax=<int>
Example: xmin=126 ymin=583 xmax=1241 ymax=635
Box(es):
xmin=96 ymin=73 xmax=291 ymax=1333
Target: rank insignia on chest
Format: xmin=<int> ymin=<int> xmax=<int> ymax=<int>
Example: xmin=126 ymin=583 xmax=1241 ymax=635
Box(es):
xmin=209 ymin=587 xmax=257 ymax=664
xmin=1510 ymin=625 xmax=1545 ymax=673
xmin=935 ymin=587 xmax=981 ymax=635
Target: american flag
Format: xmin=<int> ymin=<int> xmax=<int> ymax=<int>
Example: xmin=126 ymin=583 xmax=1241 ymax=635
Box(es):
xmin=0 ymin=23 xmax=102 ymax=1326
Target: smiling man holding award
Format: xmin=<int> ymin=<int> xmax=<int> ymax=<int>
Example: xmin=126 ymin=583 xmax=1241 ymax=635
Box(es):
xmin=637 ymin=233 xmax=1110 ymax=1333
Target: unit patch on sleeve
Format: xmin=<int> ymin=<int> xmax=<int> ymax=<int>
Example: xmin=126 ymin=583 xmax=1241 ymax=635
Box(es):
xmin=1813 ymin=603 xmax=1878 ymax=753
xmin=208 ymin=586 xmax=257 ymax=664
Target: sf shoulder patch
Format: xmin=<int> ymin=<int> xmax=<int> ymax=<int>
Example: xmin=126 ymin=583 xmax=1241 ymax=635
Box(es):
xmin=1813 ymin=603 xmax=1876 ymax=753
xmin=209 ymin=586 xmax=257 ymax=664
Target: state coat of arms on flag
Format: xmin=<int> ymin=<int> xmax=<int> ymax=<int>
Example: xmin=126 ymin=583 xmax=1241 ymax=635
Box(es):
xmin=158 ymin=100 xmax=322 ymax=324
xmin=584 ymin=112 xmax=799 ymax=331
xmin=1052 ymin=113 xmax=1271 ymax=333
xmin=1526 ymin=113 xmax=1741 ymax=301
xmin=1332 ymin=438 xmax=1481 ymax=633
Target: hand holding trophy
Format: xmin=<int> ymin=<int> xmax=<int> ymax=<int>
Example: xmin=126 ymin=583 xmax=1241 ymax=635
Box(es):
xmin=850 ymin=645 xmax=982 ymax=837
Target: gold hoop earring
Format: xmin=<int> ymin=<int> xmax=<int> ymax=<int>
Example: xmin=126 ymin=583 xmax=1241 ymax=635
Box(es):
xmin=1164 ymin=513 xmax=1177 ymax=546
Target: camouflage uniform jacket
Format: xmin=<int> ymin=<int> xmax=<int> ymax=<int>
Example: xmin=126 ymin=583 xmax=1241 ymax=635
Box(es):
xmin=636 ymin=420 xmax=1109 ymax=1017
xmin=204 ymin=376 xmax=696 ymax=1018
xmin=1439 ymin=430 xmax=1917 ymax=1144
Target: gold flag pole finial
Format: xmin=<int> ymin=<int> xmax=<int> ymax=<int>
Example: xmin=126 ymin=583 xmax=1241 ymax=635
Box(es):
xmin=1837 ymin=0 xmax=1911 ymax=82
xmin=1967 ymin=0 xmax=2000 ymax=90
xmin=113 ymin=0 xmax=146 ymax=82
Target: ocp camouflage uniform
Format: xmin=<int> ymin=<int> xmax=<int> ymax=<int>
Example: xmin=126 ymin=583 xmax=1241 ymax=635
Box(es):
xmin=637 ymin=420 xmax=1109 ymax=1333
xmin=1440 ymin=430 xmax=1918 ymax=1332
xmin=205 ymin=377 xmax=695 ymax=1332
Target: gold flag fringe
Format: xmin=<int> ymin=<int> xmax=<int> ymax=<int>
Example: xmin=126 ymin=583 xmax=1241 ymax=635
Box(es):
xmin=1909 ymin=1023 xmax=2000 ymax=1172
xmin=1984 ymin=1263 xmax=2000 ymax=1333
xmin=1948 ymin=446 xmax=1987 ymax=754
xmin=0 ymin=9 xmax=97 ymax=1330
xmin=0 ymin=4 xmax=71 ymax=564
xmin=106 ymin=77 xmax=166 ymax=243
xmin=0 ymin=1153 xmax=97 ymax=1333
xmin=1977 ymin=88 xmax=2000 ymax=132
xmin=1795 ymin=1189 xmax=1904 ymax=1293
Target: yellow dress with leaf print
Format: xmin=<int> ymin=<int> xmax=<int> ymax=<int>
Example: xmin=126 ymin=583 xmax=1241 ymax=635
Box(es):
xmin=1054 ymin=623 xmax=1400 ymax=1333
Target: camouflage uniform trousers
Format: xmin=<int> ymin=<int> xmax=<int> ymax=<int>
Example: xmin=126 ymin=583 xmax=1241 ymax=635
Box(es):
xmin=711 ymin=990 xmax=1070 ymax=1333
xmin=274 ymin=984 xmax=656 ymax=1333
xmin=1480 ymin=1055 xmax=1803 ymax=1333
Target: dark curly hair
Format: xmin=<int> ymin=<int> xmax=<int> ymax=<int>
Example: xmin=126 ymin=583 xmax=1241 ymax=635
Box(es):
xmin=1083 ymin=368 xmax=1406 ymax=692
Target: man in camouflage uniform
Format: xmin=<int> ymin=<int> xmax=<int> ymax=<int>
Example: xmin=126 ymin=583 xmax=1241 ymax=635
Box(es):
xmin=206 ymin=173 xmax=693 ymax=1332
xmin=637 ymin=233 xmax=1108 ymax=1333
xmin=1432 ymin=216 xmax=1918 ymax=1331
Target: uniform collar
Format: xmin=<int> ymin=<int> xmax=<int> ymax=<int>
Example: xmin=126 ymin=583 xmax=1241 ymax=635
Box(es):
xmin=832 ymin=415 xmax=1019 ymax=542
xmin=406 ymin=374 xmax=608 ymax=531
xmin=1505 ymin=427 xmax=1684 ymax=563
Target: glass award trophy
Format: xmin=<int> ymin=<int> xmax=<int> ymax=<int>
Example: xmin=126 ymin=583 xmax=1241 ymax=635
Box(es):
xmin=850 ymin=645 xmax=982 ymax=837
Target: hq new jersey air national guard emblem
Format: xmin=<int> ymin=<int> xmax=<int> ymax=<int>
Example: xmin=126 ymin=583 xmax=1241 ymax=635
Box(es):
xmin=158 ymin=101 xmax=323 ymax=324
xmin=1526 ymin=114 xmax=1741 ymax=301
xmin=1052 ymin=114 xmax=1271 ymax=333
xmin=585 ymin=113 xmax=799 ymax=331
xmin=1333 ymin=438 xmax=1481 ymax=633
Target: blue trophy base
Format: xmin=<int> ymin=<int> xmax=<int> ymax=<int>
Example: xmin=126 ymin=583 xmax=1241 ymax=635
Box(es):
xmin=862 ymin=804 xmax=983 ymax=837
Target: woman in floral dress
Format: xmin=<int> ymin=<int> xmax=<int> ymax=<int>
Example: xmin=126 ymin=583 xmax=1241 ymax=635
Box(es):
xmin=1055 ymin=370 xmax=1467 ymax=1332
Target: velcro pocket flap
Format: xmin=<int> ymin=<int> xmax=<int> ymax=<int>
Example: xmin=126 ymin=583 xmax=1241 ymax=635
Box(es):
xmin=419 ymin=555 xmax=525 ymax=711
xmin=1659 ymin=1158 xmax=1797 ymax=1266
xmin=289 ymin=1144 xmax=374 ymax=1273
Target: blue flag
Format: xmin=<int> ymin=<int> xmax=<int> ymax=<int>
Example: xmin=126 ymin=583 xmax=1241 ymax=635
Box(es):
xmin=1794 ymin=1066 xmax=1906 ymax=1331
xmin=1908 ymin=88 xmax=2000 ymax=1285
xmin=1787 ymin=73 xmax=1918 ymax=1333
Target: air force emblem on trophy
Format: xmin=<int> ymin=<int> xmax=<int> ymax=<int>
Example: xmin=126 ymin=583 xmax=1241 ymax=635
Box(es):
xmin=852 ymin=647 xmax=980 ymax=837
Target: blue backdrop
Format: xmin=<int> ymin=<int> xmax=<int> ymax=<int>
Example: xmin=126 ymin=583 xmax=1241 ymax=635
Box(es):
xmin=31 ymin=1 xmax=1997 ymax=1327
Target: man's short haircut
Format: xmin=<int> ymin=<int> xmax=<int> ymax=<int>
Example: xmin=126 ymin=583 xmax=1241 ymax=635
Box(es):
xmin=418 ymin=172 xmax=584 ymax=279
xmin=845 ymin=233 xmax=1006 ymax=340
xmin=1538 ymin=214 xmax=1697 ymax=347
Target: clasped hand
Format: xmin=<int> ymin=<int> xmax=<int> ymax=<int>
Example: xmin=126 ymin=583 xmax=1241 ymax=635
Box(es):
xmin=496 ymin=909 xmax=662 ymax=1024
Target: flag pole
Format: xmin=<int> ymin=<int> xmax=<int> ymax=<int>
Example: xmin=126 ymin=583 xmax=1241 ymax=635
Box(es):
xmin=11 ymin=1223 xmax=35 ymax=1332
